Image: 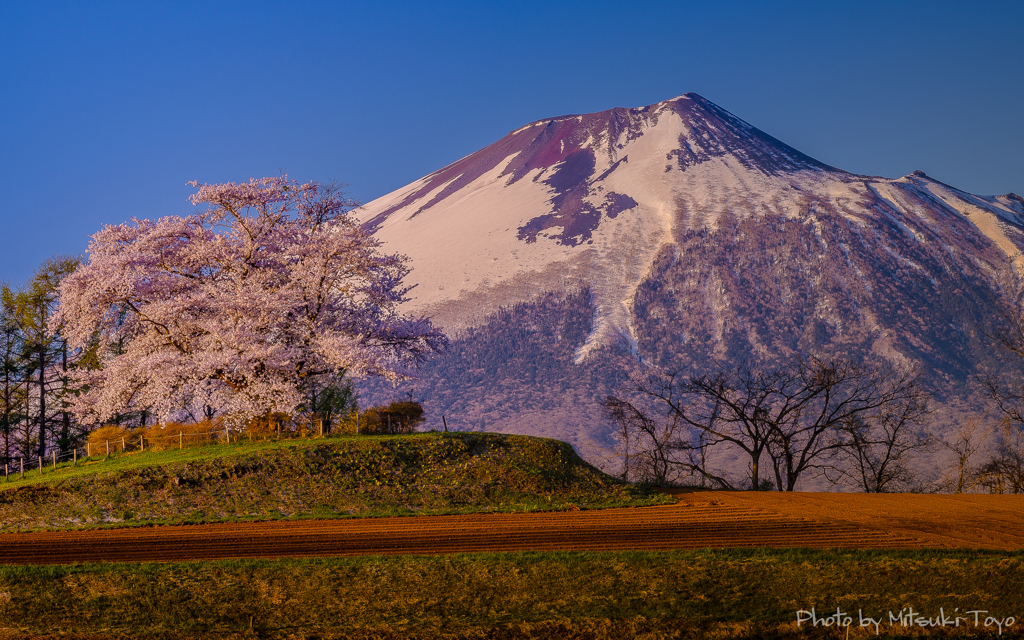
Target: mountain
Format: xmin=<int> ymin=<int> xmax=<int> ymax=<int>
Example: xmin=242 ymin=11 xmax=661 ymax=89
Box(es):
xmin=354 ymin=92 xmax=1024 ymax=476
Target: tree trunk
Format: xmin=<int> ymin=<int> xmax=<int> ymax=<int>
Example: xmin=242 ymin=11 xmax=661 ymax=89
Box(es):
xmin=1 ymin=376 xmax=10 ymax=465
xmin=59 ymin=341 xmax=70 ymax=453
xmin=311 ymin=387 xmax=317 ymax=435
xmin=37 ymin=345 xmax=45 ymax=458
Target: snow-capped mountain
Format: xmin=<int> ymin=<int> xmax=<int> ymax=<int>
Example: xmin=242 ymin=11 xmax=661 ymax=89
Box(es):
xmin=355 ymin=93 xmax=1024 ymax=465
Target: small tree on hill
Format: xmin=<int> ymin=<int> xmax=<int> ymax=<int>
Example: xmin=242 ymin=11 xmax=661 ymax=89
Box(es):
xmin=55 ymin=176 xmax=447 ymax=428
xmin=306 ymin=377 xmax=358 ymax=434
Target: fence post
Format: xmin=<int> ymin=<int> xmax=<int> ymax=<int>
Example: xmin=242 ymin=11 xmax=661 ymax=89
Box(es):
xmin=356 ymin=413 xmax=359 ymax=435
xmin=105 ymin=441 xmax=110 ymax=459
xmin=52 ymin=450 xmax=56 ymax=470
xmin=121 ymin=437 xmax=125 ymax=453
xmin=87 ymin=442 xmax=91 ymax=458
xmin=38 ymin=457 xmax=42 ymax=474
xmin=4 ymin=463 xmax=7 ymax=482
xmin=20 ymin=458 xmax=24 ymax=479
xmin=179 ymin=432 xmax=183 ymax=450
xmin=225 ymin=424 xmax=229 ymax=444
xmin=73 ymin=448 xmax=77 ymax=466
xmin=140 ymin=436 xmax=145 ymax=452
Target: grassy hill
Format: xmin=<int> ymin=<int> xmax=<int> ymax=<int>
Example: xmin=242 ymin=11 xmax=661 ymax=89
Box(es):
xmin=0 ymin=432 xmax=669 ymax=532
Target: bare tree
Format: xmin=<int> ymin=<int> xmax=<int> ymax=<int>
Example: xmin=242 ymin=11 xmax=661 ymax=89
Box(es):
xmin=763 ymin=359 xmax=928 ymax=491
xmin=975 ymin=419 xmax=1024 ymax=494
xmin=606 ymin=370 xmax=755 ymax=489
xmin=984 ymin=278 xmax=1024 ymax=409
xmin=603 ymin=392 xmax=721 ymax=487
xmin=832 ymin=384 xmax=932 ymax=492
xmin=606 ymin=357 xmax=929 ymax=491
xmin=967 ymin=267 xmax=1024 ymax=494
xmin=938 ymin=418 xmax=991 ymax=494
xmin=980 ymin=276 xmax=1024 ymax=491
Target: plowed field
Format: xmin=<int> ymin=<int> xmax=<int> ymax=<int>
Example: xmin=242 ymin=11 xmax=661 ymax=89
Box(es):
xmin=1 ymin=491 xmax=1021 ymax=564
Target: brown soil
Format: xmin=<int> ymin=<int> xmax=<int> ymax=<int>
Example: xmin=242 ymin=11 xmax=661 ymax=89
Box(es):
xmin=0 ymin=491 xmax=1020 ymax=565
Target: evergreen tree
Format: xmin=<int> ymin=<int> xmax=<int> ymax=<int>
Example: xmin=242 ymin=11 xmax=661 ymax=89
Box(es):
xmin=2 ymin=256 xmax=81 ymax=458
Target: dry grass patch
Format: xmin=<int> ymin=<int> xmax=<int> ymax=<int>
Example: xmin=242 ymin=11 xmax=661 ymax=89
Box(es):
xmin=0 ymin=549 xmax=1020 ymax=638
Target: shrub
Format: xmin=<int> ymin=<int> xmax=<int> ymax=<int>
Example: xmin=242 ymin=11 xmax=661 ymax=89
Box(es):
xmin=86 ymin=425 xmax=138 ymax=454
xmin=359 ymin=401 xmax=424 ymax=435
xmin=246 ymin=412 xmax=295 ymax=438
xmin=143 ymin=419 xmax=224 ymax=451
xmin=332 ymin=411 xmax=359 ymax=435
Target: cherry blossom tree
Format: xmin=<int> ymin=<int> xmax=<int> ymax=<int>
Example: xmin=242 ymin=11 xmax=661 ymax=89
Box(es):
xmin=55 ymin=176 xmax=447 ymax=427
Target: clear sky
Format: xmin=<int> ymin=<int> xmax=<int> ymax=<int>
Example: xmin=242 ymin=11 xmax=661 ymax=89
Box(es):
xmin=1 ymin=1 xmax=1021 ymax=285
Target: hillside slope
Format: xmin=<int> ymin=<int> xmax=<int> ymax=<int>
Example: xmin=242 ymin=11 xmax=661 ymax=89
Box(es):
xmin=0 ymin=433 xmax=668 ymax=532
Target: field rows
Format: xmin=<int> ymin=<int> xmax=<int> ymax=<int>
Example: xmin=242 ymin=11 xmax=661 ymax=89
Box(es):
xmin=0 ymin=498 xmax=931 ymax=564
xmin=2 ymin=491 xmax=1021 ymax=564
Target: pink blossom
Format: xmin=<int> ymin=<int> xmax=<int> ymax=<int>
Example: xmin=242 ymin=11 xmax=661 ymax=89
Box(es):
xmin=55 ymin=176 xmax=447 ymax=426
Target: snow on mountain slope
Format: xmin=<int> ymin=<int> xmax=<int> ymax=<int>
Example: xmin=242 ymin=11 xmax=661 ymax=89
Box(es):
xmin=353 ymin=93 xmax=1024 ymax=478
xmin=357 ymin=93 xmax=1023 ymax=356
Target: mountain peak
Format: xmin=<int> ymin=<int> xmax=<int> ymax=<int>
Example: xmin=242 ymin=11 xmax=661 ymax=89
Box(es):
xmin=353 ymin=93 xmax=1024 ymax=467
xmin=360 ymin=93 xmax=837 ymax=238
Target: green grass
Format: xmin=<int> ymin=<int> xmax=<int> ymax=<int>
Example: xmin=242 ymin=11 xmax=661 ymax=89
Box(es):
xmin=0 ymin=435 xmax=313 ymax=489
xmin=0 ymin=548 xmax=1021 ymax=639
xmin=0 ymin=431 xmax=388 ymax=490
xmin=0 ymin=432 xmax=671 ymax=532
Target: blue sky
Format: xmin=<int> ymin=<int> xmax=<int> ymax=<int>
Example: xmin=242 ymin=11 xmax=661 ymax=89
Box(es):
xmin=1 ymin=1 xmax=1021 ymax=284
